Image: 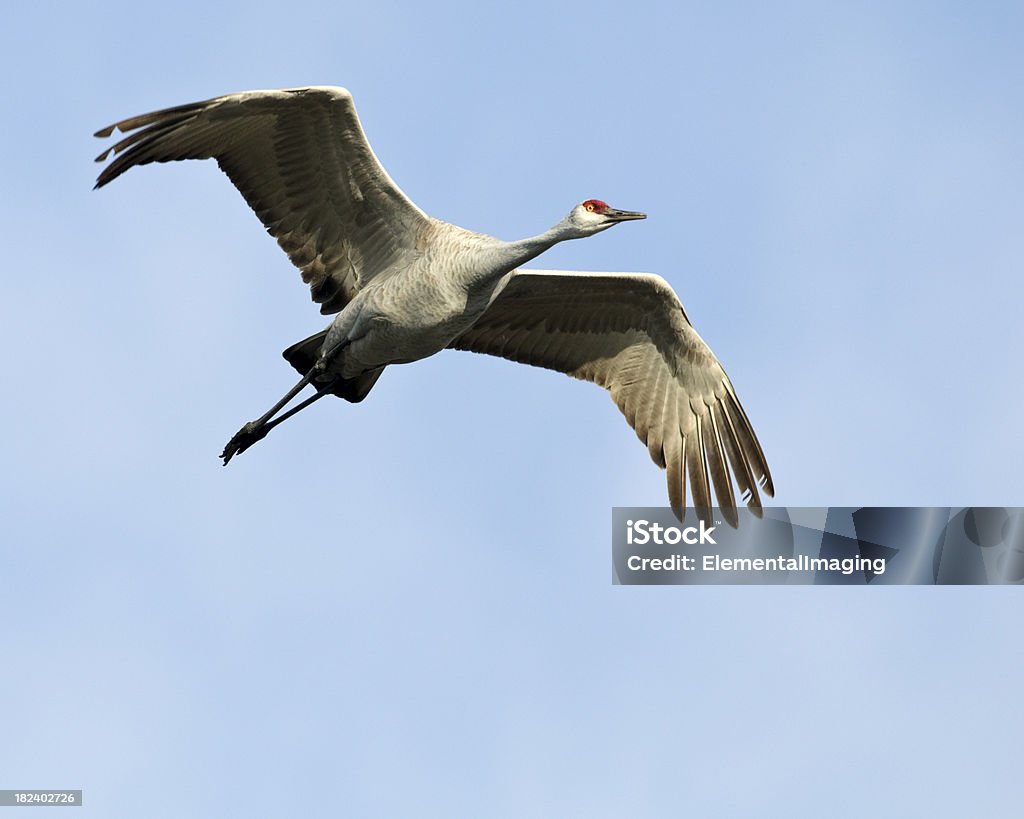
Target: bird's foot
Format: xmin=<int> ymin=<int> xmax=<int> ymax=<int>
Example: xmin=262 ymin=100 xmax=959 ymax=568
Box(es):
xmin=221 ymin=421 xmax=270 ymax=465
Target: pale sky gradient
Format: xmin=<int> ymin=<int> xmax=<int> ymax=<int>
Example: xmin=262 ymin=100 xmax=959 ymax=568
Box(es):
xmin=2 ymin=1 xmax=1023 ymax=816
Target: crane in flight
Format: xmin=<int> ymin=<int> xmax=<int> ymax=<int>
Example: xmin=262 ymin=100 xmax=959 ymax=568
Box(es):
xmin=94 ymin=86 xmax=773 ymax=525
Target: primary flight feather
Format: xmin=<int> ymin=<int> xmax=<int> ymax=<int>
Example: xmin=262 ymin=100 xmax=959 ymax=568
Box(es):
xmin=94 ymin=85 xmax=773 ymax=525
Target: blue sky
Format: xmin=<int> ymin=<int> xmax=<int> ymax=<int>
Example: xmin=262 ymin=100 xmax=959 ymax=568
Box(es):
xmin=2 ymin=1 xmax=1023 ymax=815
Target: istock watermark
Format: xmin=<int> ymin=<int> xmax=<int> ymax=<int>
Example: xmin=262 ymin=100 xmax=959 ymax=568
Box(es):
xmin=625 ymin=518 xmax=718 ymax=546
xmin=612 ymin=507 xmax=1024 ymax=585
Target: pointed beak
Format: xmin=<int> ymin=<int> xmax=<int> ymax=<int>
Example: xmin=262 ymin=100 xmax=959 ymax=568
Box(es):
xmin=605 ymin=208 xmax=647 ymax=222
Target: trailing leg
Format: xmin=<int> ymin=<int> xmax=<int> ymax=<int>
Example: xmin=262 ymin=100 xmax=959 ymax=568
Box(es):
xmin=221 ymin=363 xmax=329 ymax=465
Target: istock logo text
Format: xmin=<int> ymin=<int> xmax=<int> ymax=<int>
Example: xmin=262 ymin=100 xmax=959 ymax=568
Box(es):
xmin=625 ymin=518 xmax=717 ymax=546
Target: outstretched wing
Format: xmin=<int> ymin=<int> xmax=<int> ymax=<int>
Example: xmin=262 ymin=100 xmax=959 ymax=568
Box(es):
xmin=449 ymin=270 xmax=774 ymax=525
xmin=94 ymin=86 xmax=430 ymax=314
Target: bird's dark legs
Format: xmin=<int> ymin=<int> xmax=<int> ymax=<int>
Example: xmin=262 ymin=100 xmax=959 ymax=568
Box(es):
xmin=221 ymin=364 xmax=331 ymax=465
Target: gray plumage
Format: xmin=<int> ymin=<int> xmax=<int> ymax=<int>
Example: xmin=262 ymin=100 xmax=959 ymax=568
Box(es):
xmin=94 ymin=86 xmax=773 ymax=525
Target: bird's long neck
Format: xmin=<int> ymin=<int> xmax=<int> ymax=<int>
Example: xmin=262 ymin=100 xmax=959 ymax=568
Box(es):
xmin=501 ymin=224 xmax=573 ymax=268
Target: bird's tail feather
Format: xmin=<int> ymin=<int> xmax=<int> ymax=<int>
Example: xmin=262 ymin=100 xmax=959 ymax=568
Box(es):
xmin=282 ymin=331 xmax=384 ymax=404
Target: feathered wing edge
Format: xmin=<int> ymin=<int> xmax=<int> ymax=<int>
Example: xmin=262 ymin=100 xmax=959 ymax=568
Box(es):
xmin=449 ymin=270 xmax=773 ymax=526
xmin=93 ymin=86 xmax=429 ymax=315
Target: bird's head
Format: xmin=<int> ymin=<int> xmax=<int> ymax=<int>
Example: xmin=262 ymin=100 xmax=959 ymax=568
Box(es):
xmin=564 ymin=199 xmax=647 ymax=237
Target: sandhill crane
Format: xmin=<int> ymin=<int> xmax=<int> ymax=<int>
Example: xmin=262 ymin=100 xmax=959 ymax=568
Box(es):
xmin=94 ymin=86 xmax=773 ymax=525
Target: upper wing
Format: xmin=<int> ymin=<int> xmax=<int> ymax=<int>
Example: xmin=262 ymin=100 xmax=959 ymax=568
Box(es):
xmin=448 ymin=270 xmax=774 ymax=525
xmin=94 ymin=86 xmax=430 ymax=314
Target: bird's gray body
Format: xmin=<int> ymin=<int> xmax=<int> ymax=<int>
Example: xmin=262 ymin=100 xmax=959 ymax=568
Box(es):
xmin=322 ymin=222 xmax=521 ymax=377
xmin=94 ymin=85 xmax=774 ymax=524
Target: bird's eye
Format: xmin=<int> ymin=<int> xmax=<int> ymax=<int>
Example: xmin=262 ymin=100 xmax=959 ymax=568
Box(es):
xmin=585 ymin=203 xmax=595 ymax=212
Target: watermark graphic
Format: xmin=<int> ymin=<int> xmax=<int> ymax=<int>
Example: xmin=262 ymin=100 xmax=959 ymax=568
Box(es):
xmin=612 ymin=507 xmax=1024 ymax=585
